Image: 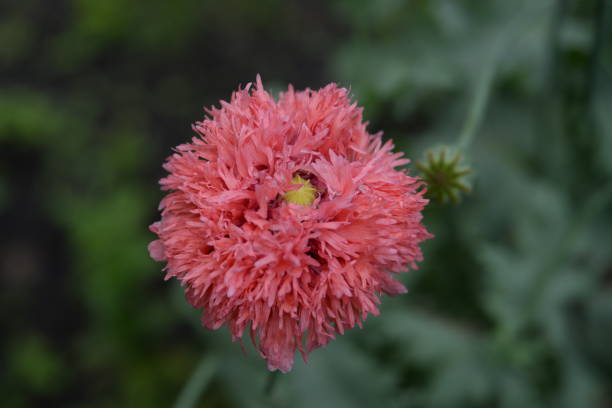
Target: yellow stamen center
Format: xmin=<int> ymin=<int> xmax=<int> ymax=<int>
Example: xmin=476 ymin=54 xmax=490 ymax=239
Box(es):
xmin=283 ymin=175 xmax=317 ymax=206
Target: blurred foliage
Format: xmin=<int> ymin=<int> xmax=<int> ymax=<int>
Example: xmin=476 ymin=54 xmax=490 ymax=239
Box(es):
xmin=1 ymin=0 xmax=611 ymax=407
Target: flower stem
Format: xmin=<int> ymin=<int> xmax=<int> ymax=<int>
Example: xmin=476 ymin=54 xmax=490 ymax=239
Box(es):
xmin=174 ymin=355 xmax=218 ymax=408
xmin=456 ymin=58 xmax=497 ymax=152
xmin=264 ymin=370 xmax=280 ymax=396
xmin=587 ymin=0 xmax=608 ymax=108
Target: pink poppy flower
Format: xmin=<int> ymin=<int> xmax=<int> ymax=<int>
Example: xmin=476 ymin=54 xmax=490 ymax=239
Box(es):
xmin=149 ymin=76 xmax=432 ymax=372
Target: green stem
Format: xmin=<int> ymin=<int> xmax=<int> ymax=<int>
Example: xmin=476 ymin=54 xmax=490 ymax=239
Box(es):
xmin=543 ymin=0 xmax=567 ymax=94
xmin=456 ymin=0 xmax=541 ymax=152
xmin=264 ymin=370 xmax=280 ymax=396
xmin=456 ymin=58 xmax=497 ymax=152
xmin=532 ymin=0 xmax=566 ymax=174
xmin=586 ymin=0 xmax=608 ymax=108
xmin=174 ymin=355 xmax=218 ymax=408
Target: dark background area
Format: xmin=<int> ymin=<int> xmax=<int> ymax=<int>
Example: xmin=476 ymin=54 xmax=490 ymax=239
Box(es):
xmin=1 ymin=0 xmax=612 ymax=407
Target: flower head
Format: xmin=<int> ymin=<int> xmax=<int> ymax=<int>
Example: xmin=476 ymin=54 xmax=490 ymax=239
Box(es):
xmin=148 ymin=76 xmax=432 ymax=372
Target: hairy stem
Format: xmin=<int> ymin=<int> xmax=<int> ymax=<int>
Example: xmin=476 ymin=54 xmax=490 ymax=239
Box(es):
xmin=264 ymin=370 xmax=280 ymax=396
xmin=174 ymin=356 xmax=218 ymax=408
xmin=456 ymin=58 xmax=497 ymax=152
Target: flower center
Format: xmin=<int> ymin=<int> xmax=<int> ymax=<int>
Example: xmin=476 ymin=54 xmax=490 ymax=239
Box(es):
xmin=283 ymin=175 xmax=317 ymax=206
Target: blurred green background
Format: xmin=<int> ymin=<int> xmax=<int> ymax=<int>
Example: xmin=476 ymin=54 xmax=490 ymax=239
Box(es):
xmin=2 ymin=0 xmax=612 ymax=407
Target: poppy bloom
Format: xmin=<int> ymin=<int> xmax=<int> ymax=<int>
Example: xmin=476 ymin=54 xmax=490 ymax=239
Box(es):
xmin=149 ymin=76 xmax=432 ymax=372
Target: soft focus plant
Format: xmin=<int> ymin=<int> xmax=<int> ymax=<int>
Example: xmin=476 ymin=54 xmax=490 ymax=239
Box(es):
xmin=2 ymin=0 xmax=611 ymax=407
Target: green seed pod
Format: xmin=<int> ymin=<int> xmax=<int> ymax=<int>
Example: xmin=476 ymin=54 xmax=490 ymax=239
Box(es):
xmin=416 ymin=147 xmax=473 ymax=204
